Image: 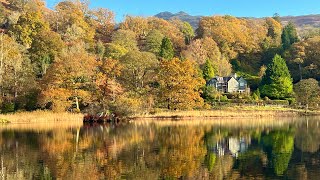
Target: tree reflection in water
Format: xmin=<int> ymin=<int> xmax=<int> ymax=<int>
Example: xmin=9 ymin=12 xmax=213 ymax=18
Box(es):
xmin=0 ymin=117 xmax=319 ymax=179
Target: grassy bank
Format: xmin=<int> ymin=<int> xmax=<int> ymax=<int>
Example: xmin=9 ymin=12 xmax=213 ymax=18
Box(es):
xmin=0 ymin=106 xmax=319 ymax=124
xmin=0 ymin=111 xmax=83 ymax=123
xmin=133 ymin=106 xmax=320 ymax=119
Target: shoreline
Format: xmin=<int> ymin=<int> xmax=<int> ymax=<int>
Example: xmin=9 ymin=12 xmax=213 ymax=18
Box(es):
xmin=131 ymin=109 xmax=320 ymax=120
xmin=0 ymin=111 xmax=83 ymax=124
xmin=0 ymin=108 xmax=319 ymax=124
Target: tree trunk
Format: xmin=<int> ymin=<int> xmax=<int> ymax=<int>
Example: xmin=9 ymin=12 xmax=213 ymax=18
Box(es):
xmin=299 ymin=63 xmax=302 ymax=80
xmin=14 ymin=68 xmax=18 ymax=99
xmin=75 ymin=96 xmax=80 ymax=111
xmin=112 ymin=75 xmax=116 ymax=102
xmin=0 ymin=33 xmax=3 ymax=95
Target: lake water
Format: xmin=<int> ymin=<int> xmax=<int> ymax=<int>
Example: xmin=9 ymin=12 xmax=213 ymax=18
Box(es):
xmin=0 ymin=117 xmax=320 ymax=179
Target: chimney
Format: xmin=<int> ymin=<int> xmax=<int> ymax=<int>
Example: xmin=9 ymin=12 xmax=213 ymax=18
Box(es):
xmin=232 ymin=73 xmax=237 ymax=79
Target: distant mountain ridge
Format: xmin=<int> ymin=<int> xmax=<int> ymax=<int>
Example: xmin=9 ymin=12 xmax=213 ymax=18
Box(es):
xmin=155 ymin=11 xmax=202 ymax=29
xmin=281 ymin=14 xmax=320 ymax=27
xmin=155 ymin=11 xmax=320 ymax=30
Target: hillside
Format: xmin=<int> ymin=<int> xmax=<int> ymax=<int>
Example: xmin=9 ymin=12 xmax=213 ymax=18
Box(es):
xmin=281 ymin=14 xmax=320 ymax=27
xmin=155 ymin=11 xmax=320 ymax=31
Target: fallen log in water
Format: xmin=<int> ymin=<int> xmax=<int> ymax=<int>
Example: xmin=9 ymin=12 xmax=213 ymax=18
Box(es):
xmin=83 ymin=113 xmax=119 ymax=123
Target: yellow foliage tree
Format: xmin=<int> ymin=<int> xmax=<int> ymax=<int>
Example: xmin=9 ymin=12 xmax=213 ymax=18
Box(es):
xmin=198 ymin=16 xmax=267 ymax=59
xmin=95 ymin=58 xmax=123 ymax=110
xmin=158 ymin=58 xmax=205 ymax=110
xmin=182 ymin=37 xmax=232 ymax=76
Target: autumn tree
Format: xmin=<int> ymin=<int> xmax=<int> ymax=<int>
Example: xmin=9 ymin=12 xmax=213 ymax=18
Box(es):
xmin=260 ymin=54 xmax=293 ymax=99
xmin=0 ymin=33 xmax=36 ymax=111
xmin=197 ymin=16 xmax=267 ymax=59
xmin=158 ymin=58 xmax=205 ymax=110
xmin=264 ymin=17 xmax=282 ymax=47
xmin=119 ymin=51 xmax=158 ymax=94
xmin=54 ymin=1 xmax=95 ymax=44
xmin=182 ymin=37 xmax=232 ymax=76
xmin=0 ymin=3 xmax=8 ymax=25
xmin=159 ymin=37 xmax=174 ymax=60
xmin=105 ymin=43 xmax=128 ymax=60
xmin=95 ymin=58 xmax=123 ymax=111
xmin=29 ymin=30 xmax=64 ymax=77
xmin=148 ymin=17 xmax=186 ymax=51
xmin=203 ymin=59 xmax=215 ymax=81
xmin=294 ymin=78 xmax=320 ymax=106
xmin=285 ymin=37 xmax=320 ymax=82
xmin=180 ymin=21 xmax=195 ymax=45
xmin=172 ymin=19 xmax=194 ymax=45
xmin=289 ymin=42 xmax=307 ymax=80
xmin=119 ymin=16 xmax=149 ymax=39
xmin=182 ymin=37 xmax=216 ymax=65
xmin=95 ymin=40 xmax=105 ymax=60
xmin=7 ymin=0 xmax=46 ymax=12
xmin=145 ymin=30 xmax=164 ymax=55
xmin=295 ymin=37 xmax=320 ymax=80
xmin=39 ymin=44 xmax=97 ymax=112
xmin=9 ymin=11 xmax=49 ymax=48
xmin=111 ymin=29 xmax=138 ymax=52
xmin=88 ymin=8 xmax=115 ymax=42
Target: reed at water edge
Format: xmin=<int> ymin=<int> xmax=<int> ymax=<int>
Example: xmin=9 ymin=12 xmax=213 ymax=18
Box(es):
xmin=0 ymin=110 xmax=83 ymax=123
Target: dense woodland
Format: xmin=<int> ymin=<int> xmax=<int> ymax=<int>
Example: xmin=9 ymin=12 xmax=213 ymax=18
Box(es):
xmin=0 ymin=0 xmax=319 ymax=115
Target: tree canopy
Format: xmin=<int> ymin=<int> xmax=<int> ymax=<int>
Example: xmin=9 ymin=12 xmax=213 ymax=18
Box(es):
xmin=0 ymin=0 xmax=319 ymax=113
xmin=260 ymin=54 xmax=293 ymax=99
xmin=159 ymin=37 xmax=174 ymax=60
xmin=294 ymin=78 xmax=320 ymax=106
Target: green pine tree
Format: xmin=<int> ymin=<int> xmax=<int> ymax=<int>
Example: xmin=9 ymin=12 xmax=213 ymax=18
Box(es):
xmin=203 ymin=59 xmax=215 ymax=81
xmin=281 ymin=22 xmax=299 ymax=50
xmin=159 ymin=37 xmax=174 ymax=60
xmin=260 ymin=54 xmax=293 ymax=99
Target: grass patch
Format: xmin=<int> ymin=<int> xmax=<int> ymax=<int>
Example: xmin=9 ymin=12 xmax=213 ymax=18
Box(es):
xmin=0 ymin=110 xmax=83 ymax=123
xmin=0 ymin=118 xmax=10 ymax=124
xmin=133 ymin=106 xmax=320 ymax=119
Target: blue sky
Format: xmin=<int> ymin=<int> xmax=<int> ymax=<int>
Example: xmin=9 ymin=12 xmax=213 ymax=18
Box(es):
xmin=46 ymin=0 xmax=320 ymax=22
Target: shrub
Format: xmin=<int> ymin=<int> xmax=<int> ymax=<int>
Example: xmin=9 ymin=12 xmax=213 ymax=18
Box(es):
xmin=230 ymin=99 xmax=252 ymax=104
xmin=220 ymin=95 xmax=229 ymax=102
xmin=252 ymin=93 xmax=259 ymax=101
xmin=1 ymin=102 xmax=15 ymax=113
xmin=285 ymin=98 xmax=296 ymax=105
xmin=264 ymin=100 xmax=289 ymax=106
xmin=110 ymin=94 xmax=142 ymax=117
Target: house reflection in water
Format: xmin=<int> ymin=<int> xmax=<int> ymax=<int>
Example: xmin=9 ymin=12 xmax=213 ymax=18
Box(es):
xmin=212 ymin=137 xmax=251 ymax=158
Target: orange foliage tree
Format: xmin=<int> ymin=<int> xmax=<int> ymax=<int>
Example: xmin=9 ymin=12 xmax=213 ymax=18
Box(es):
xmin=198 ymin=16 xmax=268 ymax=59
xmin=158 ymin=58 xmax=205 ymax=110
xmin=95 ymin=58 xmax=123 ymax=111
xmin=39 ymin=44 xmax=97 ymax=112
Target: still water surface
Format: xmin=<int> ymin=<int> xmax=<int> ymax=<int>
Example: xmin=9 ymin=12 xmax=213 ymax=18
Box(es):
xmin=0 ymin=117 xmax=320 ymax=179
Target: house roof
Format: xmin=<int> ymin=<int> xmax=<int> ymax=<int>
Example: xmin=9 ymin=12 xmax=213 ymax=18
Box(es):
xmin=211 ymin=76 xmax=233 ymax=83
xmin=209 ymin=75 xmax=247 ymax=84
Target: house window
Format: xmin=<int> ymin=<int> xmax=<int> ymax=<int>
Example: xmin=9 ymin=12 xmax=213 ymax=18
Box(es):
xmin=240 ymin=82 xmax=244 ymax=86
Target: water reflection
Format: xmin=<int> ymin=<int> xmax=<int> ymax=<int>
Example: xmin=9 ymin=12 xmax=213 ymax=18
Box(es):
xmin=0 ymin=117 xmax=319 ymax=179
